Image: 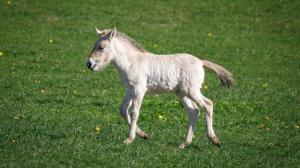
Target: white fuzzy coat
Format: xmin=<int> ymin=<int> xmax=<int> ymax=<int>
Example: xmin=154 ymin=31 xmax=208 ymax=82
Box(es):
xmin=87 ymin=28 xmax=233 ymax=148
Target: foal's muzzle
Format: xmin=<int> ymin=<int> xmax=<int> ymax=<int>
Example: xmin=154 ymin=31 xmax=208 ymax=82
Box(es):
xmin=86 ymin=61 xmax=92 ymax=69
xmin=86 ymin=58 xmax=100 ymax=71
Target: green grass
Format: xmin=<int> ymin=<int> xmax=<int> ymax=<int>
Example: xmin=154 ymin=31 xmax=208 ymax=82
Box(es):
xmin=1 ymin=0 xmax=300 ymax=167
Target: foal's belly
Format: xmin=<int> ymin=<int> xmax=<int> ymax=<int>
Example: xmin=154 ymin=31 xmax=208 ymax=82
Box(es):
xmin=146 ymin=78 xmax=179 ymax=93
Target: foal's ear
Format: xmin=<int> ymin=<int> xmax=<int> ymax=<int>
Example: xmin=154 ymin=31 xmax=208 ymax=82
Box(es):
xmin=95 ymin=27 xmax=105 ymax=36
xmin=108 ymin=27 xmax=116 ymax=40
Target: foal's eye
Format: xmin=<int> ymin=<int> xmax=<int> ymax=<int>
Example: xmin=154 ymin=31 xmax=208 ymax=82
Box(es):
xmin=98 ymin=46 xmax=104 ymax=50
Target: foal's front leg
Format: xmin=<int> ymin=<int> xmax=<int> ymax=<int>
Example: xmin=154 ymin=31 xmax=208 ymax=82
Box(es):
xmin=123 ymin=88 xmax=146 ymax=144
xmin=120 ymin=91 xmax=148 ymax=139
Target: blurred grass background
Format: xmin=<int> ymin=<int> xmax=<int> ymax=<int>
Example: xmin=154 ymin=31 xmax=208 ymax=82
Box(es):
xmin=0 ymin=0 xmax=299 ymax=167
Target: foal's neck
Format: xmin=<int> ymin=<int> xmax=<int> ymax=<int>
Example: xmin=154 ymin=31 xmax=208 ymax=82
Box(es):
xmin=112 ymin=39 xmax=146 ymax=73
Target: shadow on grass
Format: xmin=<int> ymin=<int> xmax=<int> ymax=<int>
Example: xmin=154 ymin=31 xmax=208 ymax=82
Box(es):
xmin=92 ymin=101 xmax=108 ymax=107
xmin=164 ymin=140 xmax=207 ymax=151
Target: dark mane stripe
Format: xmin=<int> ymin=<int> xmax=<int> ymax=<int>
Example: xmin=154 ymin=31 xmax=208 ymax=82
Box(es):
xmin=104 ymin=29 xmax=148 ymax=53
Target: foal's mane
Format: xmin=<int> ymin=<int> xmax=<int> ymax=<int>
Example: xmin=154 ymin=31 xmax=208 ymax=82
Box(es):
xmin=104 ymin=29 xmax=148 ymax=53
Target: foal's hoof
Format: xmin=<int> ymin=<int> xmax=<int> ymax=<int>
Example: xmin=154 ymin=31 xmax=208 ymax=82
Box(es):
xmin=211 ymin=137 xmax=221 ymax=147
xmin=179 ymin=143 xmax=188 ymax=149
xmin=123 ymin=138 xmax=133 ymax=145
xmin=137 ymin=132 xmax=149 ymax=140
xmin=143 ymin=134 xmax=149 ymax=140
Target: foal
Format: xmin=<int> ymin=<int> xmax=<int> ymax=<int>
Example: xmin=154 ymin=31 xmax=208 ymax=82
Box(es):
xmin=86 ymin=28 xmax=234 ymax=149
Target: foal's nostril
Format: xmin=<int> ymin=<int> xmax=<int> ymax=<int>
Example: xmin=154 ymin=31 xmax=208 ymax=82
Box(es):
xmin=86 ymin=62 xmax=92 ymax=69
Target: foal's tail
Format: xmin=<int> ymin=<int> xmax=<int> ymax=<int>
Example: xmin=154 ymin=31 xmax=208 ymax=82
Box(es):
xmin=202 ymin=60 xmax=234 ymax=87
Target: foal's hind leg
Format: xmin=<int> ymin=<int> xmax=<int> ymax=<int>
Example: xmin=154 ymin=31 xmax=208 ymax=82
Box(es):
xmin=120 ymin=92 xmax=148 ymax=140
xmin=188 ymin=90 xmax=220 ymax=147
xmin=179 ymin=96 xmax=200 ymax=149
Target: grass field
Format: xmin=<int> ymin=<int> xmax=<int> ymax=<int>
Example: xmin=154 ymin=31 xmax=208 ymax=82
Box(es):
xmin=1 ymin=0 xmax=300 ymax=167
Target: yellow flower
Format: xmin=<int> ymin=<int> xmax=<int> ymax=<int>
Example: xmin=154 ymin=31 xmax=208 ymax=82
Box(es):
xmin=265 ymin=116 xmax=270 ymax=120
xmin=0 ymin=51 xmax=3 ymax=56
xmin=49 ymin=39 xmax=54 ymax=43
xmin=95 ymin=126 xmax=101 ymax=132
xmin=294 ymin=125 xmax=299 ymax=129
xmin=158 ymin=114 xmax=166 ymax=122
xmin=12 ymin=139 xmax=16 ymax=143
xmin=262 ymin=82 xmax=269 ymax=88
xmin=13 ymin=116 xmax=19 ymax=120
xmin=82 ymin=69 xmax=86 ymax=73
xmin=73 ymin=90 xmax=77 ymax=94
xmin=7 ymin=1 xmax=11 ymax=5
xmin=266 ymin=127 xmax=271 ymax=131
xmin=154 ymin=44 xmax=158 ymax=48
xmin=208 ymin=32 xmax=213 ymax=37
xmin=40 ymin=89 xmax=46 ymax=93
xmin=203 ymin=85 xmax=208 ymax=90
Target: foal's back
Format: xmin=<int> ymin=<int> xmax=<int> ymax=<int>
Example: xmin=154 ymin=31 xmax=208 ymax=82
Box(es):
xmin=143 ymin=53 xmax=204 ymax=92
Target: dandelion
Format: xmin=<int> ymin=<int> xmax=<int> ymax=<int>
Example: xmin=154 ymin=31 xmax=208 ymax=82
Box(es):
xmin=40 ymin=89 xmax=46 ymax=93
xmin=158 ymin=114 xmax=166 ymax=122
xmin=208 ymin=32 xmax=213 ymax=37
xmin=262 ymin=82 xmax=269 ymax=88
xmin=13 ymin=116 xmax=19 ymax=120
xmin=294 ymin=125 xmax=299 ymax=129
xmin=154 ymin=44 xmax=158 ymax=48
xmin=95 ymin=126 xmax=101 ymax=133
xmin=49 ymin=39 xmax=54 ymax=44
xmin=7 ymin=1 xmax=11 ymax=5
xmin=266 ymin=127 xmax=271 ymax=131
xmin=203 ymin=85 xmax=208 ymax=90
xmin=0 ymin=51 xmax=3 ymax=56
xmin=265 ymin=116 xmax=270 ymax=120
xmin=73 ymin=90 xmax=77 ymax=94
xmin=11 ymin=139 xmax=16 ymax=143
xmin=82 ymin=69 xmax=86 ymax=73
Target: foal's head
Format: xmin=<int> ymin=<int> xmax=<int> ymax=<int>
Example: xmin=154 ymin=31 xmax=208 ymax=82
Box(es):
xmin=86 ymin=28 xmax=116 ymax=71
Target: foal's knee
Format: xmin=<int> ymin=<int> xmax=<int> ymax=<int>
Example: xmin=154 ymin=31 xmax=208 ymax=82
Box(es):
xmin=131 ymin=111 xmax=139 ymax=120
xmin=205 ymin=98 xmax=213 ymax=107
xmin=204 ymin=99 xmax=213 ymax=112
